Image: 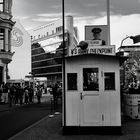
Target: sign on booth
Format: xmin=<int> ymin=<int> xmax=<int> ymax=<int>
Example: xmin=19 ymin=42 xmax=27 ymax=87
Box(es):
xmin=69 ymin=45 xmax=115 ymax=56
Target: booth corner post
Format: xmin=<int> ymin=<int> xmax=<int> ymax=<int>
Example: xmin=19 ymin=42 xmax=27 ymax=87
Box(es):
xmin=62 ymin=0 xmax=66 ymax=127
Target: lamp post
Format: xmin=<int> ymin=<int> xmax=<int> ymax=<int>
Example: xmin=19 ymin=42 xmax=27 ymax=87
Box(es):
xmin=62 ymin=0 xmax=66 ymax=126
xmin=118 ymin=35 xmax=140 ymax=52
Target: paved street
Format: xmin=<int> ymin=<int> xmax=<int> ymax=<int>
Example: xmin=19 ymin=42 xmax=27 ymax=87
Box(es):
xmin=0 ymin=95 xmax=61 ymax=140
xmin=1 ymin=96 xmax=140 ymax=140
xmin=8 ymin=114 xmax=140 ymax=140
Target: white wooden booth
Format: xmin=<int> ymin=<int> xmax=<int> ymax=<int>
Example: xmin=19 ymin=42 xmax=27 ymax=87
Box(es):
xmin=63 ymin=52 xmax=123 ymax=134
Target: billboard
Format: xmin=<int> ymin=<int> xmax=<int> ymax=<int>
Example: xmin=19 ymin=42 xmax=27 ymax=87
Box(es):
xmin=85 ymin=25 xmax=108 ymax=46
xmin=9 ymin=19 xmax=31 ymax=79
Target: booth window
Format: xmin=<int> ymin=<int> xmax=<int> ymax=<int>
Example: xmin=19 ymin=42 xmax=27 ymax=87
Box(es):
xmin=67 ymin=73 xmax=77 ymax=90
xmin=104 ymin=72 xmax=115 ymax=90
xmin=83 ymin=68 xmax=99 ymax=91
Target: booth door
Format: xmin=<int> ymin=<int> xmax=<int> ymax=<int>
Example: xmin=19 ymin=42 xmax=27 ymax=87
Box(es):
xmin=80 ymin=67 xmax=101 ymax=126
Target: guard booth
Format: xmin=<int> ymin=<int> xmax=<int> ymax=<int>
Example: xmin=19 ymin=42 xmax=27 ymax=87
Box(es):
xmin=63 ymin=44 xmax=124 ymax=134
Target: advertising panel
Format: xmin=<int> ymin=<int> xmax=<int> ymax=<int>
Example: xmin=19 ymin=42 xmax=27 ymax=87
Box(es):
xmin=85 ymin=25 xmax=108 ymax=46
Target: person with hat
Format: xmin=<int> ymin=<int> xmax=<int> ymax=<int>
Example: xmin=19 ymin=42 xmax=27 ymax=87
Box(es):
xmin=91 ymin=27 xmax=106 ymax=45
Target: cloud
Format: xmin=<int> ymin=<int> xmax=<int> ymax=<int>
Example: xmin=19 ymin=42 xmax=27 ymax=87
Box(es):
xmin=37 ymin=13 xmax=62 ymax=17
xmin=31 ymin=17 xmax=60 ymax=22
xmin=74 ymin=13 xmax=140 ymax=50
xmin=13 ymin=16 xmax=30 ymax=20
xmin=52 ymin=4 xmax=61 ymax=9
xmin=83 ymin=3 xmax=100 ymax=8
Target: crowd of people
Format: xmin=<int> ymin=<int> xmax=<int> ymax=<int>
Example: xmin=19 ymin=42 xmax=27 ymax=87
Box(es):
xmin=0 ymin=82 xmax=44 ymax=107
xmin=0 ymin=81 xmax=62 ymax=109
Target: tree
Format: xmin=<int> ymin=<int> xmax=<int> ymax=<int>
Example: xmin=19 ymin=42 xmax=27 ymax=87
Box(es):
xmin=122 ymin=51 xmax=140 ymax=89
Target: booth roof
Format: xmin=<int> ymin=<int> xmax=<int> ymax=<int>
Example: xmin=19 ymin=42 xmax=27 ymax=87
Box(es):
xmin=65 ymin=54 xmax=128 ymax=66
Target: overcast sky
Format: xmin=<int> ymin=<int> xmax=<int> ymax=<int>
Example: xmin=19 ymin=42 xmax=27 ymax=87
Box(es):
xmin=10 ymin=0 xmax=140 ymax=79
xmin=12 ymin=0 xmax=140 ymax=46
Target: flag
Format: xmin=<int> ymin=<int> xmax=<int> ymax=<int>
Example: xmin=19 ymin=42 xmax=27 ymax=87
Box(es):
xmin=130 ymin=35 xmax=140 ymax=44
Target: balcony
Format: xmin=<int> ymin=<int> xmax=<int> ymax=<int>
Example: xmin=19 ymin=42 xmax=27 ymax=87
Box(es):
xmin=0 ymin=12 xmax=12 ymax=20
xmin=0 ymin=50 xmax=14 ymax=64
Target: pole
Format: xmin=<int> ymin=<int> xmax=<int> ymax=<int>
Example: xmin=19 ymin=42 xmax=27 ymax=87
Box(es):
xmin=107 ymin=0 xmax=110 ymax=45
xmin=62 ymin=0 xmax=66 ymax=127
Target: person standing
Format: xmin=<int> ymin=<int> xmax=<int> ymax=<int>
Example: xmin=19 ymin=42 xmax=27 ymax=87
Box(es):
xmin=52 ymin=83 xmax=59 ymax=109
xmin=24 ymin=86 xmax=29 ymax=104
xmin=8 ymin=84 xmax=15 ymax=107
xmin=3 ymin=83 xmax=9 ymax=103
xmin=19 ymin=85 xmax=24 ymax=105
xmin=91 ymin=27 xmax=106 ymax=45
xmin=28 ymin=85 xmax=34 ymax=104
xmin=36 ymin=86 xmax=42 ymax=104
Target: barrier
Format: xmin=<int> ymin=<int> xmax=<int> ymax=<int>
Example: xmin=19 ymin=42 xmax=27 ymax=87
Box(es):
xmin=124 ymin=94 xmax=140 ymax=119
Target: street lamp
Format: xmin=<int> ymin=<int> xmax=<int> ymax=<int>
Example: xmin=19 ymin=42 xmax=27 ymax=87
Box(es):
xmin=62 ymin=0 xmax=66 ymax=126
xmin=118 ymin=35 xmax=140 ymax=51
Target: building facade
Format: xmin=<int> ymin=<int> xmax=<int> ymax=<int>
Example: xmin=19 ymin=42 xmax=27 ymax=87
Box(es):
xmin=30 ymin=16 xmax=79 ymax=85
xmin=0 ymin=0 xmax=15 ymax=83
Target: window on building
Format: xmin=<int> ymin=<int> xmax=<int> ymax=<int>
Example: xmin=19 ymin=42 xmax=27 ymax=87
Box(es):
xmin=0 ymin=28 xmax=4 ymax=50
xmin=56 ymin=28 xmax=58 ymax=33
xmin=104 ymin=72 xmax=115 ymax=90
xmin=83 ymin=68 xmax=99 ymax=91
xmin=67 ymin=73 xmax=77 ymax=90
xmin=5 ymin=0 xmax=10 ymax=13
xmin=0 ymin=0 xmax=4 ymax=12
xmin=60 ymin=26 xmax=63 ymax=31
xmin=8 ymin=30 xmax=11 ymax=51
